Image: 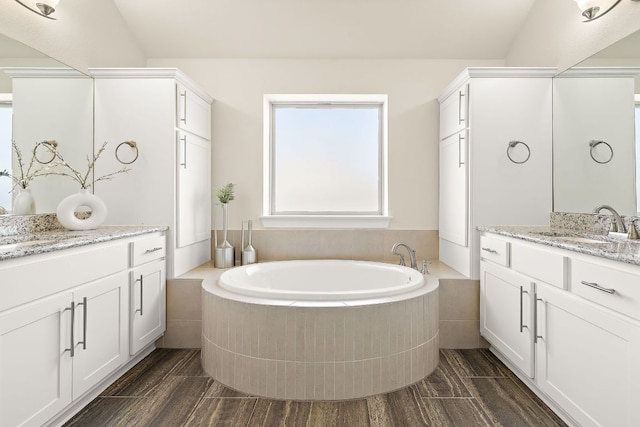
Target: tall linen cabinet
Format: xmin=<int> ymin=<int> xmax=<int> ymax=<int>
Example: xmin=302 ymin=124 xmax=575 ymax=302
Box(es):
xmin=438 ymin=68 xmax=554 ymax=279
xmin=92 ymin=69 xmax=213 ymax=278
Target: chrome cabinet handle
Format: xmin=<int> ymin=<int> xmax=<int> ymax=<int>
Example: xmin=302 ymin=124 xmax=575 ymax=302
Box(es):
xmin=180 ymin=135 xmax=187 ymax=169
xmin=63 ymin=302 xmax=75 ymax=357
xmin=580 ymin=280 xmax=616 ymax=294
xmin=135 ymin=275 xmax=144 ymax=316
xmin=180 ymin=91 xmax=187 ymax=124
xmin=534 ymin=294 xmax=544 ymax=343
xmin=458 ymin=90 xmax=465 ymax=124
xmin=481 ymin=247 xmax=498 ymax=254
xmin=519 ymin=286 xmax=529 ymax=333
xmin=144 ymin=247 xmax=163 ymax=254
xmin=458 ymin=134 xmax=465 ymax=167
xmin=76 ymin=297 xmax=87 ymax=350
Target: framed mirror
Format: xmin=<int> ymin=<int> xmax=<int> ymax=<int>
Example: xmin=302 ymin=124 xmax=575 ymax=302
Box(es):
xmin=553 ymin=31 xmax=640 ymax=217
xmin=0 ymin=33 xmax=93 ymax=215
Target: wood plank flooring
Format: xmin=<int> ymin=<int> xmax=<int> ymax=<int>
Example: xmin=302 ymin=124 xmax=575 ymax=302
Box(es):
xmin=64 ymin=348 xmax=567 ymax=427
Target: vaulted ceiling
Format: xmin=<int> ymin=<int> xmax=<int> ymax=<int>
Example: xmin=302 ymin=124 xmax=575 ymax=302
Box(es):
xmin=112 ymin=0 xmax=537 ymax=59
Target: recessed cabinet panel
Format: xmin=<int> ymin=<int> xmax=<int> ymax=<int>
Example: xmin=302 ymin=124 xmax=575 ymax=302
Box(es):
xmin=480 ymin=261 xmax=534 ymax=377
xmin=176 ymin=131 xmax=212 ymax=248
xmin=72 ymin=273 xmax=129 ymax=399
xmin=130 ymin=260 xmax=166 ymax=355
xmin=176 ymin=83 xmax=211 ymax=139
xmin=0 ymin=292 xmax=73 ymax=427
xmin=439 ymin=84 xmax=467 ymax=139
xmin=536 ymin=283 xmax=640 ymax=427
xmin=439 ymin=130 xmax=468 ymax=247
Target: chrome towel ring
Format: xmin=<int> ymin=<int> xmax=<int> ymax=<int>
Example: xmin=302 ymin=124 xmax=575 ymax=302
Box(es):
xmin=507 ymin=140 xmax=530 ymax=164
xmin=34 ymin=140 xmax=58 ymax=164
xmin=115 ymin=140 xmax=139 ymax=165
xmin=589 ymin=140 xmax=613 ymax=164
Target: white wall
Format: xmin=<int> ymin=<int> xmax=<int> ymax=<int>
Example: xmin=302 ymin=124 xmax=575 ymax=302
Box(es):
xmin=0 ymin=0 xmax=145 ymax=73
xmin=507 ymin=0 xmax=640 ymax=71
xmin=147 ymin=58 xmax=503 ymax=230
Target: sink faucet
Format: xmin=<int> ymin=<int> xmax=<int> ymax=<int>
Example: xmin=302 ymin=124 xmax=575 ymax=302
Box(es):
xmin=593 ymin=205 xmax=627 ymax=233
xmin=391 ymin=242 xmax=417 ymax=270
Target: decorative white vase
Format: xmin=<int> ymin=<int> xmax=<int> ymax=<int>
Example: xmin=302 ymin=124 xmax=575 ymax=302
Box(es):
xmin=56 ymin=189 xmax=107 ymax=230
xmin=13 ymin=187 xmax=36 ymax=215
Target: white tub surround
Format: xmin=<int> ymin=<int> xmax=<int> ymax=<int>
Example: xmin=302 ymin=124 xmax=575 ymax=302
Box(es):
xmin=478 ymin=226 xmax=640 ymax=427
xmin=202 ymin=260 xmax=439 ymax=400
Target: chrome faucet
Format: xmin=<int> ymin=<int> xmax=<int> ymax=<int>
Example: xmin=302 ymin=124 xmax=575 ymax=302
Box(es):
xmin=391 ymin=242 xmax=417 ymax=270
xmin=593 ymin=205 xmax=626 ymax=233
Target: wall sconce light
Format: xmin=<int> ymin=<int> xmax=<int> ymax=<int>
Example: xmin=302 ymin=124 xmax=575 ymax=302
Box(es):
xmin=14 ymin=0 xmax=60 ymax=19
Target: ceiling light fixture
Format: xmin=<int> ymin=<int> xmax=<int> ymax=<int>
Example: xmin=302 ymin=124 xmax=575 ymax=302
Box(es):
xmin=572 ymin=0 xmax=640 ymax=21
xmin=14 ymin=0 xmax=60 ymax=20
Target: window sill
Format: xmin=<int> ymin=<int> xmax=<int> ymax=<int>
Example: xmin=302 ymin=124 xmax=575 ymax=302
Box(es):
xmin=260 ymin=215 xmax=392 ymax=229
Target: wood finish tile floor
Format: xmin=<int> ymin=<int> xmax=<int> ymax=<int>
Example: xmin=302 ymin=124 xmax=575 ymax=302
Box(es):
xmin=65 ymin=348 xmax=567 ymax=427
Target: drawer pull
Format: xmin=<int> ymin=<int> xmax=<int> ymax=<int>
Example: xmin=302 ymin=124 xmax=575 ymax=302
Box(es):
xmin=481 ymin=247 xmax=498 ymax=254
xmin=144 ymin=247 xmax=163 ymax=254
xmin=580 ymin=280 xmax=616 ymax=294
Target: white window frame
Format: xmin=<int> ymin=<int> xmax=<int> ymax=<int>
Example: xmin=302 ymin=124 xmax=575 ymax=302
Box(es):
xmin=261 ymin=94 xmax=391 ymax=229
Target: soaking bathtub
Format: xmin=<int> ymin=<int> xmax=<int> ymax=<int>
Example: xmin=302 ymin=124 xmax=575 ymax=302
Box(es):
xmin=201 ymin=260 xmax=439 ymax=400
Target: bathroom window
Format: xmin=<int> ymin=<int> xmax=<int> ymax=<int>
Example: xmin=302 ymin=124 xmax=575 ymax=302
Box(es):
xmin=262 ymin=94 xmax=390 ymax=228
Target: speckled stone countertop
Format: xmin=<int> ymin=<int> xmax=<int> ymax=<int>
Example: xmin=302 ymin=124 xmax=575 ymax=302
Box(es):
xmin=0 ymin=225 xmax=168 ymax=261
xmin=477 ymin=225 xmax=640 ymax=267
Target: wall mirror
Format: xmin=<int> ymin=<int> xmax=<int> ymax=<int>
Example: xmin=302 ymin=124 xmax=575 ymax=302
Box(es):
xmin=0 ymin=32 xmax=94 ymax=215
xmin=553 ymin=31 xmax=640 ymax=217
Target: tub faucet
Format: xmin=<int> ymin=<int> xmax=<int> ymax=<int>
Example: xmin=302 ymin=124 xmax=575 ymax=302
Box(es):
xmin=593 ymin=205 xmax=626 ymax=233
xmin=391 ymin=242 xmax=417 ymax=270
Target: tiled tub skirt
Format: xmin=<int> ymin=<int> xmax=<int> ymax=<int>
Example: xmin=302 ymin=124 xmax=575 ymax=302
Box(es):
xmin=202 ymin=286 xmax=439 ymax=400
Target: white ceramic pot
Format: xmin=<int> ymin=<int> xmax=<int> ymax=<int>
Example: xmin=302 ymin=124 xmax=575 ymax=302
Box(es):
xmin=56 ymin=189 xmax=107 ymax=230
xmin=13 ymin=188 xmax=36 ymax=215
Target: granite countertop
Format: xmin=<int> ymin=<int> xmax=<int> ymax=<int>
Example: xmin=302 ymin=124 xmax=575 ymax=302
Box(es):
xmin=0 ymin=225 xmax=168 ymax=261
xmin=477 ymin=225 xmax=640 ymax=267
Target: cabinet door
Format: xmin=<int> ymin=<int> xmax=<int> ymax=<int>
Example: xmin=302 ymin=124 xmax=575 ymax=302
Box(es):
xmin=439 ymin=130 xmax=468 ymax=247
xmin=72 ymin=272 xmax=129 ymax=399
xmin=480 ymin=261 xmax=535 ymax=377
xmin=536 ymin=283 xmax=640 ymax=427
xmin=176 ymin=83 xmax=211 ymax=139
xmin=439 ymin=84 xmax=468 ymax=139
xmin=130 ymin=260 xmax=166 ymax=355
xmin=176 ymin=130 xmax=212 ymax=248
xmin=0 ymin=292 xmax=73 ymax=427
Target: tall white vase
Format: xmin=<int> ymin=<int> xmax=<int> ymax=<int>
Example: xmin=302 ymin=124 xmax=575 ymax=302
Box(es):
xmin=13 ymin=188 xmax=36 ymax=215
xmin=56 ymin=189 xmax=107 ymax=230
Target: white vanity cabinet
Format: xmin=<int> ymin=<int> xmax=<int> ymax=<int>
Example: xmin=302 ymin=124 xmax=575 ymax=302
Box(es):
xmin=0 ymin=231 xmax=166 ymax=427
xmin=438 ymin=68 xmax=554 ymax=279
xmin=92 ymin=68 xmax=213 ymax=278
xmin=480 ymin=232 xmax=640 ymax=427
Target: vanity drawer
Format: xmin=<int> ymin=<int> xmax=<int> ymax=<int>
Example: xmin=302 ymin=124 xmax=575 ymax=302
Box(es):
xmin=511 ymin=243 xmax=567 ymax=289
xmin=571 ymin=259 xmax=640 ymax=321
xmin=480 ymin=235 xmax=510 ymax=267
xmin=130 ymin=234 xmax=166 ymax=267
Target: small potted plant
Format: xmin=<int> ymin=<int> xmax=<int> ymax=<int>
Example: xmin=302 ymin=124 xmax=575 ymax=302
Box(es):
xmin=214 ymin=182 xmax=235 ymax=268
